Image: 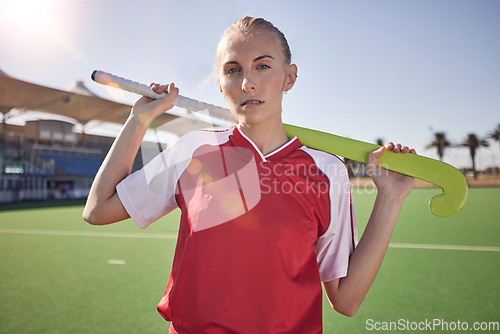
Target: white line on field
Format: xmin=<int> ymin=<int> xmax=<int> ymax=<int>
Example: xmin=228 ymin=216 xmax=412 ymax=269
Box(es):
xmin=389 ymin=243 xmax=500 ymax=252
xmin=1 ymin=228 xmax=499 ymax=252
xmin=0 ymin=228 xmax=177 ymax=239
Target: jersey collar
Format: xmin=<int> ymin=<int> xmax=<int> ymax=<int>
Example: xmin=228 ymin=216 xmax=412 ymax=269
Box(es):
xmin=233 ymin=126 xmax=302 ymax=162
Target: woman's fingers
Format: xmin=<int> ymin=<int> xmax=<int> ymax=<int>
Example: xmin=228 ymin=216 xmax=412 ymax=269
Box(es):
xmin=131 ymin=82 xmax=179 ymax=127
xmin=149 ymin=82 xmax=173 ymax=95
xmin=384 ymin=142 xmax=416 ymax=154
xmin=147 ymin=82 xmax=179 ymax=103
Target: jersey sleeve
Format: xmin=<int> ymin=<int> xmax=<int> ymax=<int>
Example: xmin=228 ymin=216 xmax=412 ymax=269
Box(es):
xmin=313 ymin=154 xmax=358 ymax=282
xmin=116 ymin=135 xmax=194 ymax=229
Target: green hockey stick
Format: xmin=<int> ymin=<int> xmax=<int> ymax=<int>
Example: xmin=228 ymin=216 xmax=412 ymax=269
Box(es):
xmin=284 ymin=124 xmax=468 ymax=217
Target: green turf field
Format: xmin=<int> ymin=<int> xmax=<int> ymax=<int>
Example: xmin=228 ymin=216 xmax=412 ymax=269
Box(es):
xmin=1 ymin=188 xmax=499 ymax=333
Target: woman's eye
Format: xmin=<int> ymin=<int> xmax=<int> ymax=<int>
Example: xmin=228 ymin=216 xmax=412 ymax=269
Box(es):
xmin=227 ymin=68 xmax=239 ymax=74
xmin=257 ymin=64 xmax=270 ymax=70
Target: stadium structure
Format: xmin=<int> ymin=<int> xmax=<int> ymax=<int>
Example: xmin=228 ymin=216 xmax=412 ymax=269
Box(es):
xmin=0 ymin=119 xmax=154 ymax=203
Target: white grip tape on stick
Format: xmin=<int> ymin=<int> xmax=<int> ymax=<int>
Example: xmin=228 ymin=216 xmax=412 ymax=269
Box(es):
xmin=91 ymin=70 xmax=238 ymax=124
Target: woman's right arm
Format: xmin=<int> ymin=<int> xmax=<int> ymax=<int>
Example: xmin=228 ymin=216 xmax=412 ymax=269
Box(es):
xmin=82 ymin=83 xmax=179 ymax=225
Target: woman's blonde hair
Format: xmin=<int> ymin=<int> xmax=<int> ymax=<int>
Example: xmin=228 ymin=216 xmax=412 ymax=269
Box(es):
xmin=215 ymin=16 xmax=292 ymax=70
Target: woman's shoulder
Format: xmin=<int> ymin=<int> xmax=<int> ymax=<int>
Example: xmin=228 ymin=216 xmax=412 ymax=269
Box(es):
xmin=298 ymin=145 xmax=349 ymax=177
xmin=299 ymin=145 xmax=346 ymax=165
xmin=175 ymin=126 xmax=235 ymax=148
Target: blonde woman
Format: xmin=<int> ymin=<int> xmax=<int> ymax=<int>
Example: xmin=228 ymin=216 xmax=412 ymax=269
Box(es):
xmin=83 ymin=16 xmax=416 ymax=333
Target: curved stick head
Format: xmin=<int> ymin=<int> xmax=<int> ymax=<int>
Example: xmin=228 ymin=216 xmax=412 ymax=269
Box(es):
xmin=429 ymin=182 xmax=469 ymax=217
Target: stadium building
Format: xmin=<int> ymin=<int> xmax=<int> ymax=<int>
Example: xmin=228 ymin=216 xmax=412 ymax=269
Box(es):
xmin=0 ymin=119 xmax=151 ymax=203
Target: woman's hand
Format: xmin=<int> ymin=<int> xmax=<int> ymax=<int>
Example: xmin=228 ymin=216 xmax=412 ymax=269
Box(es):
xmin=131 ymin=82 xmax=179 ymax=127
xmin=367 ymin=142 xmax=417 ymax=200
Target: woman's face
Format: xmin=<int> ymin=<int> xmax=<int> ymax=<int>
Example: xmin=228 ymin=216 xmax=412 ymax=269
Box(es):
xmin=218 ymin=30 xmax=297 ymax=127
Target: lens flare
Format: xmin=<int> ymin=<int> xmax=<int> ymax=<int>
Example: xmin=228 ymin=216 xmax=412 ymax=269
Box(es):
xmin=1 ymin=0 xmax=57 ymax=30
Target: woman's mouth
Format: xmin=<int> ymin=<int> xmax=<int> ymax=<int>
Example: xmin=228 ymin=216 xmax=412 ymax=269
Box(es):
xmin=241 ymin=99 xmax=264 ymax=107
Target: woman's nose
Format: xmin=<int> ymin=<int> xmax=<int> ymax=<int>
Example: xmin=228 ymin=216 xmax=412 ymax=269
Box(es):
xmin=241 ymin=73 xmax=256 ymax=92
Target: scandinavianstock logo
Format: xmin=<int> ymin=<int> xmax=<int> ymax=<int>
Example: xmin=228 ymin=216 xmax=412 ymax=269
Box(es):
xmin=143 ymin=143 xmax=261 ymax=232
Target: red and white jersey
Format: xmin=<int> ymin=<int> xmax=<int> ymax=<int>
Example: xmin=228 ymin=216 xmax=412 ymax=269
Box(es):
xmin=117 ymin=126 xmax=357 ymax=333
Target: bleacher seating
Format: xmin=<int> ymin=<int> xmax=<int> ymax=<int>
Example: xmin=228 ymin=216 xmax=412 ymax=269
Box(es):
xmin=30 ymin=166 xmax=55 ymax=176
xmin=0 ymin=122 xmax=144 ymax=203
xmin=39 ymin=154 xmax=103 ymax=176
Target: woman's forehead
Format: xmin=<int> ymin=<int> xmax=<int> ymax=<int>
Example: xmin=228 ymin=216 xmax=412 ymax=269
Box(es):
xmin=219 ymin=30 xmax=283 ymax=64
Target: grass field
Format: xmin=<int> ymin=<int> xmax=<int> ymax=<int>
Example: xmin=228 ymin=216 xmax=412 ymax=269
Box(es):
xmin=1 ymin=188 xmax=499 ymax=333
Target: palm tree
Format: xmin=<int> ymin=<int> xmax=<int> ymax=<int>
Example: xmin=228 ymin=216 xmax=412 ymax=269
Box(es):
xmin=460 ymin=133 xmax=489 ymax=178
xmin=426 ymin=132 xmax=451 ymax=161
xmin=489 ymin=124 xmax=500 ymax=150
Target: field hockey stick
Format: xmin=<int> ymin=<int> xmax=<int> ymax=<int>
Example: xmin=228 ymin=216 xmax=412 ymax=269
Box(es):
xmin=91 ymin=70 xmax=468 ymax=217
xmin=283 ymin=124 xmax=468 ymax=217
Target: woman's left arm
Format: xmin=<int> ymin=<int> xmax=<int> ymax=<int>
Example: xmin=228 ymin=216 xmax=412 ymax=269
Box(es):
xmin=324 ymin=142 xmax=416 ymax=317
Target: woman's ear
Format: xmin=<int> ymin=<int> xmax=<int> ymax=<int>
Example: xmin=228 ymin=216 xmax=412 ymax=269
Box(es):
xmin=219 ymin=84 xmax=227 ymax=100
xmin=284 ymin=64 xmax=298 ymax=92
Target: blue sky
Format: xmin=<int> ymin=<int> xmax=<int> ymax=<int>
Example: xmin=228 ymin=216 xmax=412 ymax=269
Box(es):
xmin=1 ymin=0 xmax=499 ymax=169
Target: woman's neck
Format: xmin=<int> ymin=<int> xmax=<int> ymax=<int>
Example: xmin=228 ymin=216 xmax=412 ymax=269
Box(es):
xmin=238 ymin=118 xmax=289 ymax=156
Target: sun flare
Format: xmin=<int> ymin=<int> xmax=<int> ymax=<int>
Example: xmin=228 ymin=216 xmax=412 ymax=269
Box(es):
xmin=1 ymin=0 xmax=57 ymax=30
